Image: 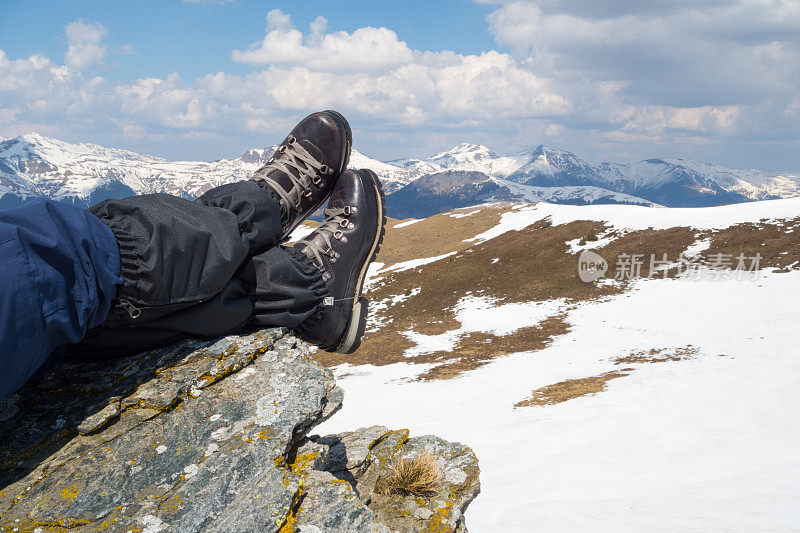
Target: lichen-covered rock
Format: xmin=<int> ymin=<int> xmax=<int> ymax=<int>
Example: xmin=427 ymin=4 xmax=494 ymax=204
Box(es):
xmin=0 ymin=329 xmax=479 ymax=532
xmin=293 ymin=427 xmax=481 ymax=533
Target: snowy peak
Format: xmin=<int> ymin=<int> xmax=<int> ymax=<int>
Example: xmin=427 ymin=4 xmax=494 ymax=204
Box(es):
xmin=510 ymin=144 xmax=597 ymax=182
xmin=236 ymin=147 xmax=274 ymax=165
xmin=527 ymin=144 xmax=586 ymax=166
xmin=430 ymin=143 xmax=496 ymax=160
xmin=392 ymin=142 xmax=527 ymax=179
xmin=347 ymin=149 xmax=418 ymax=190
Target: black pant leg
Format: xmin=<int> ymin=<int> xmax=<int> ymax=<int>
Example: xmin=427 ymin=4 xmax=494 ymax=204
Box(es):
xmin=246 ymin=245 xmax=328 ymax=329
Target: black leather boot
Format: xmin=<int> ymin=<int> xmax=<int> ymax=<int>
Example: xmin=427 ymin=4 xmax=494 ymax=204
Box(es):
xmin=293 ymin=169 xmax=386 ymax=354
xmin=252 ymin=110 xmax=351 ymax=240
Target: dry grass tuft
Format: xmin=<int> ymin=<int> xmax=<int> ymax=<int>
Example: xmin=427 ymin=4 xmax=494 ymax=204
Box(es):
xmin=376 ymin=453 xmax=443 ymax=497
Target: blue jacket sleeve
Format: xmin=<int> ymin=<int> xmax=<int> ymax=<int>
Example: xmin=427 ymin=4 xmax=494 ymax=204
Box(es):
xmin=0 ymin=200 xmax=121 ymax=401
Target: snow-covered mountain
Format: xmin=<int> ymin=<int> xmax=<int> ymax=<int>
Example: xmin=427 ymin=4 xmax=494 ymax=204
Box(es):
xmin=390 ymin=143 xmax=528 ymax=179
xmin=385 ymin=170 xmax=655 ymax=219
xmin=0 ymin=134 xmax=410 ymax=210
xmin=1 ymin=133 xmax=797 ymax=212
xmin=399 ymin=143 xmax=800 ymax=208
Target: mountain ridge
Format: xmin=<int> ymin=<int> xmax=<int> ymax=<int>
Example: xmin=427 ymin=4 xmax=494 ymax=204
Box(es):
xmin=1 ymin=132 xmax=797 ymax=212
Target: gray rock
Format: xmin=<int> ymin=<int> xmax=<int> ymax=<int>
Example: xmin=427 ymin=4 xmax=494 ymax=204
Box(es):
xmin=0 ymin=329 xmax=480 ymax=532
xmin=295 ymin=428 xmax=481 ymax=532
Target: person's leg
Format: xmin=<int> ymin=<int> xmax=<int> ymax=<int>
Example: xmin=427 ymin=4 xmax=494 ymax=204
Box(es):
xmin=194 ymin=180 xmax=285 ymax=255
xmin=73 ymin=186 xmax=283 ymax=359
xmin=73 ymin=244 xmax=328 ymax=359
xmin=73 ymin=181 xmax=322 ymax=358
xmin=0 ymin=200 xmax=121 ymax=401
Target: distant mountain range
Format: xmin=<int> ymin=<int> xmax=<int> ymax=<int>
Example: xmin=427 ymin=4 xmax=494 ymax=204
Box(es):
xmin=1 ymin=134 xmax=797 ymax=216
xmin=387 ymin=143 xmax=800 ymax=216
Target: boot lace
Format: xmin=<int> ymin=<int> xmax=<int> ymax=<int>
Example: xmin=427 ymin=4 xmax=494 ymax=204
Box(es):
xmin=298 ymin=205 xmax=358 ymax=271
xmin=253 ymin=135 xmax=334 ymax=212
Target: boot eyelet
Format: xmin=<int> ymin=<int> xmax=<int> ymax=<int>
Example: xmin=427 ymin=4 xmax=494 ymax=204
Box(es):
xmin=312 ymin=176 xmax=323 ymax=186
xmin=339 ymin=219 xmax=349 ymax=228
xmin=341 ymin=236 xmax=347 ymax=243
xmin=268 ymin=157 xmax=275 ymax=163
xmin=350 ymin=206 xmax=358 ymax=214
xmin=304 ymin=189 xmax=313 ymax=198
xmin=348 ymin=222 xmax=355 ymax=230
xmin=287 ymin=135 xmax=296 ymax=144
xmin=278 ymin=145 xmax=287 ymax=153
xmin=334 ymin=230 xmax=344 ymax=240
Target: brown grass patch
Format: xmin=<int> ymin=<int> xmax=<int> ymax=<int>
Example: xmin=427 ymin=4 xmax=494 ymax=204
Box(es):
xmin=375 ymin=453 xmax=443 ymax=497
xmin=514 ymin=370 xmax=633 ymax=408
xmin=414 ymin=316 xmax=571 ymax=381
xmin=701 ymin=217 xmax=800 ymax=272
xmin=378 ymin=205 xmax=508 ymax=266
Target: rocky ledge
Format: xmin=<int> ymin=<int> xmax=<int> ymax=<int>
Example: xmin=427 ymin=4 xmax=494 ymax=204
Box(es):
xmin=0 ymin=329 xmax=480 ymax=532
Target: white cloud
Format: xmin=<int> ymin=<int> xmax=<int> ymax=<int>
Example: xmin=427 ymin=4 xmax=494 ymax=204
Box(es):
xmin=486 ymin=0 xmax=800 ymax=107
xmin=232 ymin=10 xmax=415 ymax=73
xmin=65 ymin=21 xmax=109 ymax=71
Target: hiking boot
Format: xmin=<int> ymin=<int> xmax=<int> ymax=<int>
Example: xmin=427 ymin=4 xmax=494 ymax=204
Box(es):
xmin=252 ymin=110 xmax=352 ymax=240
xmin=293 ymin=168 xmax=386 ymax=354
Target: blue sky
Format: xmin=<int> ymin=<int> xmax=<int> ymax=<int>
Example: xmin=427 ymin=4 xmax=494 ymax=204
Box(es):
xmin=0 ymin=1 xmax=497 ymax=81
xmin=1 ymin=0 xmax=799 ymax=170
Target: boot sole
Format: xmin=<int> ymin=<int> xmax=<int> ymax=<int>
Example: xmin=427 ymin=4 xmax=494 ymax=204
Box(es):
xmin=283 ymin=110 xmax=352 ymax=240
xmin=335 ymin=169 xmax=386 ymax=354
